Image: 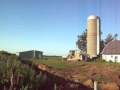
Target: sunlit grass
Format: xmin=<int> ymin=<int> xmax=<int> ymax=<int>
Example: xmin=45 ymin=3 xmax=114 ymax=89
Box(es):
xmin=27 ymin=56 xmax=120 ymax=70
xmin=29 ymin=56 xmax=88 ymax=70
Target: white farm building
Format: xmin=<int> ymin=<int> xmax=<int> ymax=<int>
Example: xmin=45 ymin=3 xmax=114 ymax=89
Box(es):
xmin=102 ymin=40 xmax=120 ymax=62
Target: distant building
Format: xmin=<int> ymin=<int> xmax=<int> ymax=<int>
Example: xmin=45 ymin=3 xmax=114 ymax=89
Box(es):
xmin=102 ymin=40 xmax=120 ymax=62
xmin=18 ymin=50 xmax=43 ymax=59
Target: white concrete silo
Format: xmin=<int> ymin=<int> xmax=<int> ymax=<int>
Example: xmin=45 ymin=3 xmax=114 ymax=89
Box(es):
xmin=87 ymin=15 xmax=100 ymax=58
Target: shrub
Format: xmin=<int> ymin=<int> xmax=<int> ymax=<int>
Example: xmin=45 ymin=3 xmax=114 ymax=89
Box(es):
xmin=97 ymin=55 xmax=106 ymax=62
xmin=0 ymin=51 xmax=47 ymax=90
xmin=109 ymin=60 xmax=113 ymax=63
xmin=80 ymin=63 xmax=86 ymax=66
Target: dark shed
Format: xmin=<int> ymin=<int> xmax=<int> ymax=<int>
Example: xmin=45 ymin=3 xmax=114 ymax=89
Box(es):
xmin=19 ymin=50 xmax=43 ymax=59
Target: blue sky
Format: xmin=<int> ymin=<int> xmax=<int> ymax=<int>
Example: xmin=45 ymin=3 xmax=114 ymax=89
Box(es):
xmin=0 ymin=0 xmax=120 ymax=56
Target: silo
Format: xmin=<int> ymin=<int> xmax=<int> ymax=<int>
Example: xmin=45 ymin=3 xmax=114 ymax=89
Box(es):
xmin=87 ymin=15 xmax=100 ymax=58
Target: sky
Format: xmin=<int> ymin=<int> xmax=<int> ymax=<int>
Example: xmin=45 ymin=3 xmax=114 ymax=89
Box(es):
xmin=0 ymin=0 xmax=120 ymax=56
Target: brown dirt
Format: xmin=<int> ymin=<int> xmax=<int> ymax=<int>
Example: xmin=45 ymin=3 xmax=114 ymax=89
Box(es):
xmin=98 ymin=82 xmax=119 ymax=90
xmin=33 ymin=62 xmax=120 ymax=90
xmin=84 ymin=79 xmax=94 ymax=88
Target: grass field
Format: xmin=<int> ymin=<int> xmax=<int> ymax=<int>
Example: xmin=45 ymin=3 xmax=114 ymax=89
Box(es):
xmin=28 ymin=56 xmax=120 ymax=70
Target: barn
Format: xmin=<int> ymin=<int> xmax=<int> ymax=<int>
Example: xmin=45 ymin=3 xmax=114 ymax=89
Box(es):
xmin=18 ymin=50 xmax=43 ymax=59
xmin=102 ymin=40 xmax=120 ymax=62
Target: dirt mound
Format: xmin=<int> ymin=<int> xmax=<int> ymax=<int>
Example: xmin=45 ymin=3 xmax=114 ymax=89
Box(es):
xmin=84 ymin=79 xmax=94 ymax=88
xmin=111 ymin=76 xmax=120 ymax=85
xmin=34 ymin=62 xmax=51 ymax=71
xmin=99 ymin=82 xmax=119 ymax=90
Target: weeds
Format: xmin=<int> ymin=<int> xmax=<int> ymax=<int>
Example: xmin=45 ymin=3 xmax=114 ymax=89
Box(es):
xmin=79 ymin=63 xmax=86 ymax=66
xmin=0 ymin=51 xmax=47 ymax=90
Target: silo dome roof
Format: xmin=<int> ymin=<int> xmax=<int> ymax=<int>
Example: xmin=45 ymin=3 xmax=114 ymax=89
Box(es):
xmin=87 ymin=15 xmax=99 ymax=20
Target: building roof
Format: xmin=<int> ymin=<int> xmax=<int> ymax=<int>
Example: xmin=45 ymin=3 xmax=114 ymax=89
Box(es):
xmin=102 ymin=40 xmax=120 ymax=55
xmin=18 ymin=50 xmax=43 ymax=53
xmin=87 ymin=15 xmax=99 ymax=20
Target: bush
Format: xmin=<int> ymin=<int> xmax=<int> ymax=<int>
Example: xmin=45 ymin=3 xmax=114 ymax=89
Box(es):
xmin=97 ymin=55 xmax=106 ymax=62
xmin=0 ymin=51 xmax=47 ymax=90
xmin=80 ymin=63 xmax=86 ymax=66
xmin=109 ymin=60 xmax=113 ymax=63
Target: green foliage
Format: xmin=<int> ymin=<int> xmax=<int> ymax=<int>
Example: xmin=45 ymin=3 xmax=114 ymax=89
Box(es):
xmin=105 ymin=34 xmax=114 ymax=45
xmin=105 ymin=33 xmax=118 ymax=45
xmin=114 ymin=34 xmax=118 ymax=40
xmin=31 ymin=56 xmax=88 ymax=70
xmin=109 ymin=60 xmax=113 ymax=63
xmin=100 ymin=40 xmax=105 ymax=53
xmin=97 ymin=55 xmax=105 ymax=62
xmin=38 ymin=57 xmax=68 ymax=70
xmin=76 ymin=29 xmax=104 ymax=52
xmin=79 ymin=63 xmax=86 ymax=66
xmin=0 ymin=50 xmax=11 ymax=55
xmin=0 ymin=51 xmax=47 ymax=90
xmin=76 ymin=29 xmax=87 ymax=52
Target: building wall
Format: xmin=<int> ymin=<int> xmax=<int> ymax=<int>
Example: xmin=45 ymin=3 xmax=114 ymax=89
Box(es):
xmin=35 ymin=51 xmax=43 ymax=59
xmin=19 ymin=51 xmax=34 ymax=59
xmin=102 ymin=54 xmax=120 ymax=62
xmin=19 ymin=50 xmax=43 ymax=59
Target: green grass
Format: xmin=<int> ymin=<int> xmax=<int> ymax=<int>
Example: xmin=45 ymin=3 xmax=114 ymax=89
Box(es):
xmin=29 ymin=56 xmax=68 ymax=70
xmin=39 ymin=57 xmax=68 ymax=70
xmin=27 ymin=56 xmax=88 ymax=70
xmin=26 ymin=56 xmax=120 ymax=70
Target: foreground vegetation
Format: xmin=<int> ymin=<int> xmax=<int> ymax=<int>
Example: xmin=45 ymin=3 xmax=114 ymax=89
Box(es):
xmin=0 ymin=51 xmax=47 ymax=90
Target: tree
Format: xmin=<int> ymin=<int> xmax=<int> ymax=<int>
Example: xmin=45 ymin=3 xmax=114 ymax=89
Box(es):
xmin=114 ymin=34 xmax=118 ymax=40
xmin=76 ymin=29 xmax=87 ymax=52
xmin=100 ymin=40 xmax=105 ymax=52
xmin=76 ymin=30 xmax=118 ymax=53
xmin=105 ymin=33 xmax=118 ymax=45
xmin=76 ymin=29 xmax=104 ymax=53
xmin=105 ymin=34 xmax=114 ymax=45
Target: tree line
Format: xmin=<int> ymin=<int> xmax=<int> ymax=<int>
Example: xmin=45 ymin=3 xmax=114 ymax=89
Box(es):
xmin=76 ymin=29 xmax=118 ymax=53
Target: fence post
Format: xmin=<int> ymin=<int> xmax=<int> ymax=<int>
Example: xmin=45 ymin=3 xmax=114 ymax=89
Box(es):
xmin=54 ymin=84 xmax=57 ymax=90
xmin=94 ymin=81 xmax=98 ymax=90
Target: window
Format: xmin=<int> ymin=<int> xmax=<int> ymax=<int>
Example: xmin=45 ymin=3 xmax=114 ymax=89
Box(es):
xmin=114 ymin=56 xmax=118 ymax=62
